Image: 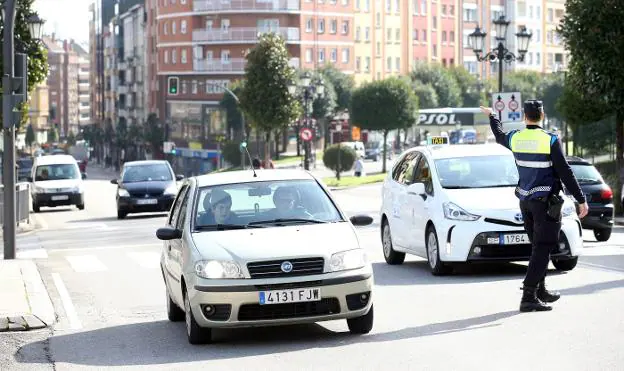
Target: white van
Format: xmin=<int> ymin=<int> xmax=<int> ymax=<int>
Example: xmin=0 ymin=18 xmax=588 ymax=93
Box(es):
xmin=341 ymin=141 xmax=366 ymax=158
xmin=29 ymin=154 xmax=86 ymax=212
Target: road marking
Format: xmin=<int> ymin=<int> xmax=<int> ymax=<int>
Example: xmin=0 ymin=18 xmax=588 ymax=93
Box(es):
xmin=127 ymin=252 xmax=161 ymax=269
xmin=49 ymin=243 xmax=161 ymax=253
xmin=51 ymin=273 xmax=82 ymax=330
xmin=65 ymin=255 xmax=108 ymax=273
xmin=31 ymin=213 xmax=49 ymax=231
xmin=17 ymin=248 xmax=48 ymax=259
xmin=579 ymin=261 xmax=624 ymax=274
xmin=58 ymin=222 xmax=111 ymax=230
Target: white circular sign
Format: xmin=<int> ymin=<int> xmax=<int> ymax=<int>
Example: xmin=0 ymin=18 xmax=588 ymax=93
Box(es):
xmin=508 ymin=100 xmax=519 ymax=111
xmin=300 ymin=128 xmax=313 ymax=142
xmin=494 ymin=101 xmax=505 ymax=111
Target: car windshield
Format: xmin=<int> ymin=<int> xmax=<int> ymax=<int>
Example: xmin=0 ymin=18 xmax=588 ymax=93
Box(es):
xmin=121 ymin=164 xmax=173 ymax=182
xmin=194 ymin=179 xmax=343 ymax=230
xmin=35 ymin=164 xmax=79 ymax=181
xmin=570 ymin=164 xmax=603 ymax=184
xmin=434 ymin=155 xmax=519 ymax=189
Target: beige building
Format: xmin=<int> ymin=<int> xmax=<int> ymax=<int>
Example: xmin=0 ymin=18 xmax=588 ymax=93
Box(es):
xmin=542 ymin=0 xmax=567 ymax=73
xmin=27 ymin=79 xmax=50 ymax=144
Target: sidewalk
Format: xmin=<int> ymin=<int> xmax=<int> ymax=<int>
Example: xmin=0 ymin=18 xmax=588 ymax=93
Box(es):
xmin=0 ymin=259 xmax=55 ymax=332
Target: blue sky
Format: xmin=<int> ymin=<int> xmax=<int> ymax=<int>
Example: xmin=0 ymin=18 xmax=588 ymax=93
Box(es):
xmin=33 ymin=0 xmax=90 ymax=44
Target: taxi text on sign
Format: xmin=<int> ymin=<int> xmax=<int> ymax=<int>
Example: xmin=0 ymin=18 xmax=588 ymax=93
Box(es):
xmin=491 ymin=92 xmax=522 ymax=123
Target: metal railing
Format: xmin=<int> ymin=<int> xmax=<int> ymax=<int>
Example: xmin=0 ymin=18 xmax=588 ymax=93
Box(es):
xmin=0 ymin=182 xmax=31 ymax=226
xmin=192 ymin=27 xmax=300 ymax=43
xmin=193 ymin=58 xmax=247 ymax=73
xmin=194 ymin=0 xmax=300 ymax=12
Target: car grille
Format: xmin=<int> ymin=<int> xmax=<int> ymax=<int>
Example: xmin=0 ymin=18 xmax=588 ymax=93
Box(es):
xmin=128 ymin=190 xmax=163 ymax=197
xmin=247 ymin=257 xmax=325 ymax=279
xmin=237 ymin=298 xmax=340 ymax=321
xmin=484 ymin=218 xmax=524 ymax=227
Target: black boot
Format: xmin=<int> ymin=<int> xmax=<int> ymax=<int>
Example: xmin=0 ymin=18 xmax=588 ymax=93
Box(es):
xmin=519 ymin=285 xmax=552 ymax=312
xmin=537 ymin=279 xmax=560 ymax=303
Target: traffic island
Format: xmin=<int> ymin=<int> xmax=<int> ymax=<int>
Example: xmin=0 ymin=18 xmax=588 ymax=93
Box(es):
xmin=0 ymin=260 xmax=55 ymax=332
xmin=324 ymin=173 xmax=386 ymax=189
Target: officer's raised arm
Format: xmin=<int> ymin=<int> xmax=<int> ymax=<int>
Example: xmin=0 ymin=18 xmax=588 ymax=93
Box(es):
xmin=480 ymin=105 xmax=513 ymax=150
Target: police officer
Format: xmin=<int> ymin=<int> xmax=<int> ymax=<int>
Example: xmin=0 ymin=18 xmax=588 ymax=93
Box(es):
xmin=480 ymin=100 xmax=588 ymax=312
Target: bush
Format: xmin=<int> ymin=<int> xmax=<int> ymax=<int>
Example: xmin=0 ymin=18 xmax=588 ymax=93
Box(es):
xmin=221 ymin=141 xmax=242 ymax=167
xmin=323 ymin=144 xmax=356 ymax=176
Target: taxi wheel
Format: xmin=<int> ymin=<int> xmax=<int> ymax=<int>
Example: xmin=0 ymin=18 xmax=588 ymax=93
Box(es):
xmin=117 ymin=210 xmax=127 ymax=219
xmin=166 ymin=285 xmax=184 ymax=322
xmin=347 ymin=304 xmax=374 ymax=334
xmin=381 ymin=220 xmax=405 ymax=265
xmin=552 ymin=257 xmax=578 ymax=271
xmin=184 ymin=288 xmax=213 ymax=345
xmin=426 ymin=225 xmax=452 ymax=276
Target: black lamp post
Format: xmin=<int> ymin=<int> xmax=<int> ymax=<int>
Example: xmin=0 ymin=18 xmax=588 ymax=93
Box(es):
xmin=469 ymin=15 xmax=532 ymax=100
xmin=2 ymin=0 xmax=45 ymax=259
xmin=288 ymin=71 xmax=325 ymax=171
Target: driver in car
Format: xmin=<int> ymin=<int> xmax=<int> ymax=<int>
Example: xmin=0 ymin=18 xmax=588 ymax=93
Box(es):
xmin=263 ymin=186 xmax=312 ymax=220
xmin=198 ymin=189 xmax=238 ymax=225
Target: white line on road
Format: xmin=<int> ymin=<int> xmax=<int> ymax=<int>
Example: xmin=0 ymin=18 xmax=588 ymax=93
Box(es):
xmin=127 ymin=252 xmax=161 ymax=269
xmin=51 ymin=273 xmax=83 ymax=330
xmin=48 ymin=243 xmax=161 ymax=253
xmin=17 ymin=248 xmax=48 ymax=259
xmin=65 ymin=255 xmax=108 ymax=273
xmin=580 ymin=261 xmax=624 ymax=274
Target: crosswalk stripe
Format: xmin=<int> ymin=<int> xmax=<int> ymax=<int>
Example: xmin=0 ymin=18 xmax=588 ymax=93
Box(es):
xmin=126 ymin=252 xmax=161 ymax=269
xmin=16 ymin=248 xmax=49 ymax=259
xmin=65 ymin=255 xmax=108 ymax=273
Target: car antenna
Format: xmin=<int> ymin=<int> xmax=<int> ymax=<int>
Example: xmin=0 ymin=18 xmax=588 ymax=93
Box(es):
xmin=239 ymin=142 xmax=257 ymax=177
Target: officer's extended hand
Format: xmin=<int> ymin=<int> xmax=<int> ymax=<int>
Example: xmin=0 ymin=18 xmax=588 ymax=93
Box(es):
xmin=578 ymin=202 xmax=589 ymax=219
xmin=480 ymin=106 xmax=494 ymax=116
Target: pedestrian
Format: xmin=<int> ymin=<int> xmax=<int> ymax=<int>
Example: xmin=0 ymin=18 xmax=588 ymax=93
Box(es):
xmin=252 ymin=158 xmax=263 ymax=169
xmin=481 ymin=100 xmax=588 ymax=312
xmin=354 ymin=156 xmax=363 ymax=177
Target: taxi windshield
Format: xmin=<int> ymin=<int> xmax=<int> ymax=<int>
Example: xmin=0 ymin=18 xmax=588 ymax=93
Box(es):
xmin=434 ymin=155 xmax=519 ymax=189
xmin=194 ymin=179 xmax=343 ymax=230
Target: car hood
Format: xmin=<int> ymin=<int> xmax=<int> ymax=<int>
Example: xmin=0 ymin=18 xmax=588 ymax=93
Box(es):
xmin=191 ymin=222 xmax=361 ymax=262
xmin=34 ymin=179 xmax=80 ymax=189
xmin=121 ymin=180 xmax=173 ymax=191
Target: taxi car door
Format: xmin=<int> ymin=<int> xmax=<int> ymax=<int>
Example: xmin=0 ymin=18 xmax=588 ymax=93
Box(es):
xmin=392 ymin=151 xmax=421 ymax=249
xmin=407 ymin=155 xmax=435 ymax=254
xmin=164 ymin=184 xmax=190 ymax=304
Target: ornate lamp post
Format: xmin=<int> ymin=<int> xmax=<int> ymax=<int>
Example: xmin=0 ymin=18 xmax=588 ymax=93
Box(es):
xmin=469 ymin=15 xmax=532 ymax=94
xmin=289 ymin=71 xmax=325 ymax=171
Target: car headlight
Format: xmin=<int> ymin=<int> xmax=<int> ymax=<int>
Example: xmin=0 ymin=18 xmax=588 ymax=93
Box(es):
xmin=329 ymin=249 xmax=367 ymax=272
xmin=562 ymin=204 xmax=576 ymax=217
xmin=195 ymin=260 xmax=244 ymax=279
xmin=164 ymin=185 xmax=178 ymax=195
xmin=34 ymin=186 xmax=49 ymax=193
xmin=443 ymin=202 xmax=480 ymax=221
xmin=118 ymin=189 xmax=130 ymax=197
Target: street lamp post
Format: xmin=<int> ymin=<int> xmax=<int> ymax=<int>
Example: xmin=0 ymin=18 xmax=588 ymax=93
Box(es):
xmin=469 ymin=15 xmax=532 ymax=119
xmin=288 ymin=71 xmax=325 ymax=171
xmin=2 ymin=0 xmax=45 ymax=259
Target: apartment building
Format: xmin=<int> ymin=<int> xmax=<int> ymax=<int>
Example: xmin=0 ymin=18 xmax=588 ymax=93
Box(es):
xmin=506 ymin=0 xmax=543 ymax=72
xmin=78 ymin=55 xmax=91 ymax=128
xmin=461 ymin=0 xmax=505 ymax=79
xmin=119 ymin=3 xmax=148 ymax=125
xmin=27 ymin=80 xmax=50 ymax=144
xmin=412 ymin=0 xmax=462 ymax=68
xmin=353 ymin=0 xmax=412 ymax=85
xmin=542 ymin=0 xmax=567 ymax=73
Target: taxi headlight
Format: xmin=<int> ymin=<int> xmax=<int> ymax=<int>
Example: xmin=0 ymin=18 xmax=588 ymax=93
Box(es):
xmin=34 ymin=186 xmax=49 ymax=193
xmin=562 ymin=204 xmax=576 ymax=218
xmin=164 ymin=184 xmax=178 ymax=195
xmin=195 ymin=260 xmax=244 ymax=279
xmin=443 ymin=202 xmax=480 ymax=221
xmin=118 ymin=189 xmax=130 ymax=197
xmin=330 ymin=249 xmax=367 ymax=272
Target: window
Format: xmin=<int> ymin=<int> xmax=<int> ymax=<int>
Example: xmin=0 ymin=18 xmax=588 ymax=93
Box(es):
xmin=330 ymin=19 xmax=337 ymax=33
xmin=168 ymin=185 xmax=189 ymax=226
xmin=355 ymin=26 xmax=361 ymax=40
xmin=330 ymin=48 xmax=338 ymax=62
xmin=392 ymin=151 xmax=421 ymax=185
xmin=172 ymin=49 xmax=177 ymax=63
xmin=181 ymin=20 xmax=187 ymax=34
xmin=387 ymin=28 xmax=392 ymax=41
xmin=194 ymin=180 xmax=343 ymax=228
xmin=442 ymin=31 xmax=447 ymax=43
xmin=306 ymin=18 xmax=313 ymax=32
xmin=449 ymin=31 xmax=455 ymax=43
xmin=386 ymin=57 xmax=391 ymax=71
xmin=569 ymin=164 xmax=604 ymax=184
xmin=221 ymin=19 xmax=230 ymax=30
xmin=181 ymin=49 xmax=187 ymax=63
xmin=395 ymin=28 xmax=400 ymax=42
xmin=341 ymin=20 xmax=349 ymax=34
xmin=365 ymin=27 xmax=370 ymax=41
xmin=318 ymin=19 xmax=325 ymax=33
xmin=342 ymin=48 xmax=349 ymax=63
xmin=172 ymin=21 xmax=177 ymax=34
xmin=414 ymin=157 xmax=434 ymax=194
xmin=318 ymin=49 xmax=325 ymax=62
xmin=192 ymin=80 xmax=197 ymax=94
xmin=395 ymin=57 xmax=400 ymax=71
xmin=356 ymin=56 xmax=361 ymax=70
xmin=305 ymin=48 xmax=313 ymax=62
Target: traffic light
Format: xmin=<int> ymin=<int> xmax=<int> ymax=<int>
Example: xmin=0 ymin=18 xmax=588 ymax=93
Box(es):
xmin=168 ymin=77 xmax=179 ymax=95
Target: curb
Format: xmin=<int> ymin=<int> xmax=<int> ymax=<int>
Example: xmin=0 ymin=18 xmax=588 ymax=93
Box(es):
xmin=0 ymin=260 xmax=55 ymax=332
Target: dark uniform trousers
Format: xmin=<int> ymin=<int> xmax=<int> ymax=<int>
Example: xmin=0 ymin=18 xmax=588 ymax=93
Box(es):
xmin=519 ymin=198 xmax=562 ymax=287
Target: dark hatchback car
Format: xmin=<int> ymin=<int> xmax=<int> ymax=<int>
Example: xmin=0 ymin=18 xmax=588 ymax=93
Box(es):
xmin=565 ymin=156 xmax=614 ymax=242
xmin=111 ymin=160 xmax=184 ymax=219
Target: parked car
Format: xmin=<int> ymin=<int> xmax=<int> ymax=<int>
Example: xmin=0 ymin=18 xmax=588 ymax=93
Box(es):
xmin=565 ymin=156 xmax=614 ymax=242
xmin=111 ymin=160 xmax=184 ymax=219
xmin=365 ymin=141 xmax=392 ymax=161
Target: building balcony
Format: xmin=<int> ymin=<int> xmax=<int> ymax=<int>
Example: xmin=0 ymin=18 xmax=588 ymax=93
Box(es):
xmin=193 ymin=0 xmax=300 ymax=13
xmin=118 ymin=85 xmax=129 ymax=94
xmin=192 ymin=27 xmax=300 ymax=44
xmin=193 ymin=58 xmax=247 ymax=73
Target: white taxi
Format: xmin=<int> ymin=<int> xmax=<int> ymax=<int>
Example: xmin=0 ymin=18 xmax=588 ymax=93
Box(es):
xmin=380 ymin=137 xmax=583 ymax=275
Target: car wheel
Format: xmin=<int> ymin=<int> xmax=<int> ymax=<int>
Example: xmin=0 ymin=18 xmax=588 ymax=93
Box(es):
xmin=117 ymin=210 xmax=127 ymax=219
xmin=77 ymin=203 xmax=85 ymax=210
xmin=166 ymin=286 xmax=184 ymax=322
xmin=347 ymin=304 xmax=374 ymax=335
xmin=184 ymin=288 xmax=212 ymax=345
xmin=426 ymin=225 xmax=452 ymax=276
xmin=32 ymin=203 xmax=40 ymax=213
xmin=381 ymin=219 xmax=405 ymax=265
xmin=552 ymin=257 xmax=578 ymax=271
xmin=593 ymin=228 xmax=612 ymax=242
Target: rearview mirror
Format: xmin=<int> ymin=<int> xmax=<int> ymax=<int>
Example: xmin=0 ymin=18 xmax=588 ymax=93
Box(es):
xmin=176 ymin=174 xmax=184 ymax=181
xmin=110 ymin=179 xmax=118 ymax=185
xmin=156 ymin=227 xmax=182 ymax=240
xmin=249 ymin=186 xmax=272 ymax=197
xmin=407 ymin=182 xmax=426 ymax=195
xmin=350 ymin=215 xmax=374 ymax=226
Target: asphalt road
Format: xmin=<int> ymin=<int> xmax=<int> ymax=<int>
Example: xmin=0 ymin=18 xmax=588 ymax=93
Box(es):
xmin=2 ymin=168 xmax=624 ymax=370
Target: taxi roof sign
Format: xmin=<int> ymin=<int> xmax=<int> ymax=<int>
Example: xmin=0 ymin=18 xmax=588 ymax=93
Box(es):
xmin=427 ymin=135 xmax=450 ymax=145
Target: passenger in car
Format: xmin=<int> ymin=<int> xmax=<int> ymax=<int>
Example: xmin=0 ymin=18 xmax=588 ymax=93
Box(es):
xmin=262 ymin=186 xmax=313 ymax=220
xmin=197 ymin=189 xmax=239 ymax=225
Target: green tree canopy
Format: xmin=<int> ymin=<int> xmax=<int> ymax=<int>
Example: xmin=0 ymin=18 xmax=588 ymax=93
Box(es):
xmin=47 ymin=127 xmax=58 ymax=143
xmin=412 ymin=81 xmax=439 ymax=109
xmin=67 ymin=131 xmax=76 ymax=146
xmin=410 ymin=62 xmax=461 ymax=107
xmin=317 ymin=64 xmax=355 ymax=112
xmin=350 ymin=77 xmax=419 ymax=172
xmin=219 ymin=79 xmax=246 ymax=140
xmin=447 ymin=65 xmax=481 ymax=107
xmin=143 ymin=113 xmax=164 ymax=156
xmin=25 ymin=123 xmax=35 ymax=147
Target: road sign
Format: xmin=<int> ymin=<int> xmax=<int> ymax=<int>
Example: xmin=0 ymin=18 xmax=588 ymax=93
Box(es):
xmin=299 ymin=127 xmax=313 ymax=142
xmin=491 ymin=92 xmax=522 ymax=123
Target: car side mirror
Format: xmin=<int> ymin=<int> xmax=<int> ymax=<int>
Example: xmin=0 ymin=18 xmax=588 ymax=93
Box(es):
xmin=26 ymin=176 xmax=33 ymax=182
xmin=407 ymin=182 xmax=426 ymax=195
xmin=176 ymin=174 xmax=184 ymax=181
xmin=81 ymin=173 xmax=87 ymax=180
xmin=110 ymin=179 xmax=118 ymax=185
xmin=156 ymin=227 xmax=182 ymax=240
xmin=350 ymin=214 xmax=374 ymax=226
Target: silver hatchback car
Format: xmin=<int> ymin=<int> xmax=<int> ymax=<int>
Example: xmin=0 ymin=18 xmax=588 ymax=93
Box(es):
xmin=157 ymin=169 xmax=375 ymax=344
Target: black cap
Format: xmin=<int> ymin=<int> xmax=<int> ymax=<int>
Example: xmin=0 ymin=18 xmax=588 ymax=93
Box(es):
xmin=523 ymin=99 xmax=543 ymax=116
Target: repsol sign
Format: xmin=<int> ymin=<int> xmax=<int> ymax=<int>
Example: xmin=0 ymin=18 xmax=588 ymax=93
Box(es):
xmin=416 ymin=112 xmax=474 ymax=126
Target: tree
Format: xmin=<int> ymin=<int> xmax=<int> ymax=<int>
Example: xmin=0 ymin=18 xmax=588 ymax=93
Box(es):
xmin=47 ymin=127 xmax=58 ymax=143
xmin=541 ymin=73 xmax=565 ymax=122
xmin=322 ymin=144 xmax=356 ymax=179
xmin=318 ymin=64 xmax=355 ymax=112
xmin=219 ymin=79 xmax=246 ymax=140
xmin=0 ymin=0 xmax=48 ymax=127
xmin=350 ymin=77 xmax=419 ymax=172
xmin=239 ymin=33 xmax=301 ymax=164
xmin=559 ymin=0 xmax=624 ymax=213
xmin=143 ymin=113 xmax=164 ymax=158
xmin=25 ymin=123 xmax=35 ymax=148
xmin=67 ymin=131 xmax=76 ymax=146
xmin=412 ymin=81 xmax=439 ymax=109
xmin=410 ymin=62 xmax=461 ymax=107
xmin=447 ymin=65 xmax=481 ymax=107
